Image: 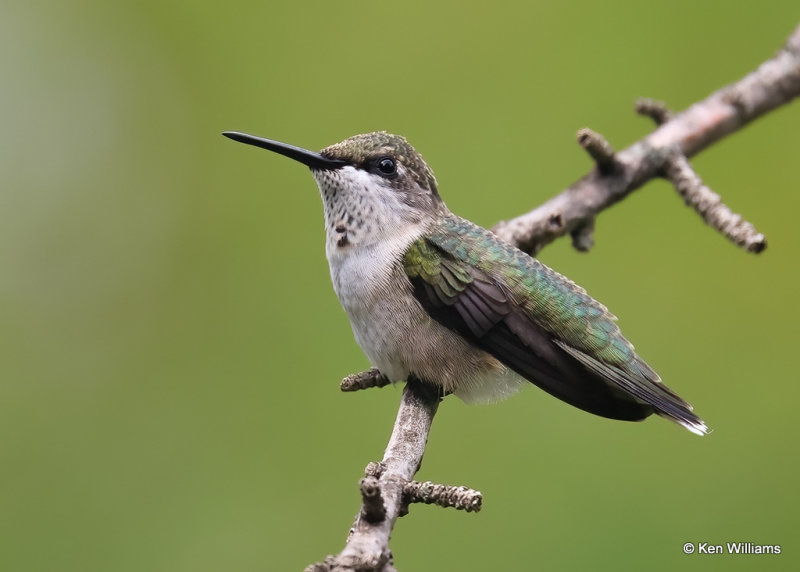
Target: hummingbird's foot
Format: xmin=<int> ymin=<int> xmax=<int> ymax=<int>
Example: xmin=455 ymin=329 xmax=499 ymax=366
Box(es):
xmin=340 ymin=368 xmax=391 ymax=392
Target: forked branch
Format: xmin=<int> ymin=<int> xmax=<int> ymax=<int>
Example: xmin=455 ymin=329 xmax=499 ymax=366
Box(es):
xmin=492 ymin=24 xmax=800 ymax=255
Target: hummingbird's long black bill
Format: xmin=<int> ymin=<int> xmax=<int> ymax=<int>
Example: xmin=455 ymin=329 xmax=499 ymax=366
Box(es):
xmin=222 ymin=131 xmax=346 ymax=170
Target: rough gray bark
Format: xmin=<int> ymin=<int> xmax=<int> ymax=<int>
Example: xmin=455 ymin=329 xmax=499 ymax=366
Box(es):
xmin=307 ymin=380 xmax=442 ymax=572
xmin=492 ymin=24 xmax=800 ymax=254
xmin=307 ymin=23 xmax=800 ymax=572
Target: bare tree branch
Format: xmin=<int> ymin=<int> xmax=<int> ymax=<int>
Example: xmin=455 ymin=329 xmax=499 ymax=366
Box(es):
xmin=492 ymin=24 xmax=800 ymax=255
xmin=308 ymin=23 xmax=800 ymax=571
xmin=308 ymin=380 xmax=441 ymax=572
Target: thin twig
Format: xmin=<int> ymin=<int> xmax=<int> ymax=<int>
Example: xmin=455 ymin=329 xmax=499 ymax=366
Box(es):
xmin=359 ymin=477 xmax=387 ymax=523
xmin=576 ymin=128 xmax=617 ymax=173
xmin=570 ymin=218 xmax=596 ymax=252
xmin=403 ymin=481 xmax=483 ymax=513
xmin=341 ymin=368 xmax=391 ymax=392
xmin=663 ymin=153 xmax=767 ymax=252
xmin=635 ymin=98 xmax=675 ymax=125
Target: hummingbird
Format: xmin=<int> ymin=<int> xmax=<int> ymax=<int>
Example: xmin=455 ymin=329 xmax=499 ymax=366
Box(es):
xmin=223 ymin=130 xmax=708 ymax=435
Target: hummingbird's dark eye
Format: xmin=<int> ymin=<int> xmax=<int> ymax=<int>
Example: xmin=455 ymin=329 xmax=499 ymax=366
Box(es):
xmin=375 ymin=157 xmax=397 ymax=177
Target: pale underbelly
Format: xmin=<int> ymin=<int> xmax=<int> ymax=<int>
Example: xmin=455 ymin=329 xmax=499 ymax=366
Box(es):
xmin=340 ymin=284 xmax=526 ymax=404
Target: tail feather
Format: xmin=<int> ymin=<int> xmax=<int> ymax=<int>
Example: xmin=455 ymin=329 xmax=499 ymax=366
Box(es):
xmin=554 ymin=340 xmax=710 ymax=436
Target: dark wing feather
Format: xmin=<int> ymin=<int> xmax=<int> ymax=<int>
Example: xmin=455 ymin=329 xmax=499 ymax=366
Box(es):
xmin=404 ymin=239 xmax=654 ymax=421
xmin=404 ymin=217 xmax=708 ymax=434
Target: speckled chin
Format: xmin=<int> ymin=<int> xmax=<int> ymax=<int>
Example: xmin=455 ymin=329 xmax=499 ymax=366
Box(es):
xmin=312 ymin=165 xmax=435 ymax=255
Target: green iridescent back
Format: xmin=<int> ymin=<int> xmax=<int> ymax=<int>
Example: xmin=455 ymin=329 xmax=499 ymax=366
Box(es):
xmin=424 ymin=213 xmax=654 ymax=377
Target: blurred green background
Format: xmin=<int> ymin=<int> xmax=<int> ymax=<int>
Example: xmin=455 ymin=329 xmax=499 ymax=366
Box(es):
xmin=2 ymin=1 xmax=798 ymax=570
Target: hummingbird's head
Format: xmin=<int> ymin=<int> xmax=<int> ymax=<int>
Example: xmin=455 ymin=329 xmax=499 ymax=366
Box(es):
xmin=223 ymin=130 xmax=445 ymax=225
xmin=318 ymin=131 xmax=441 ymax=210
